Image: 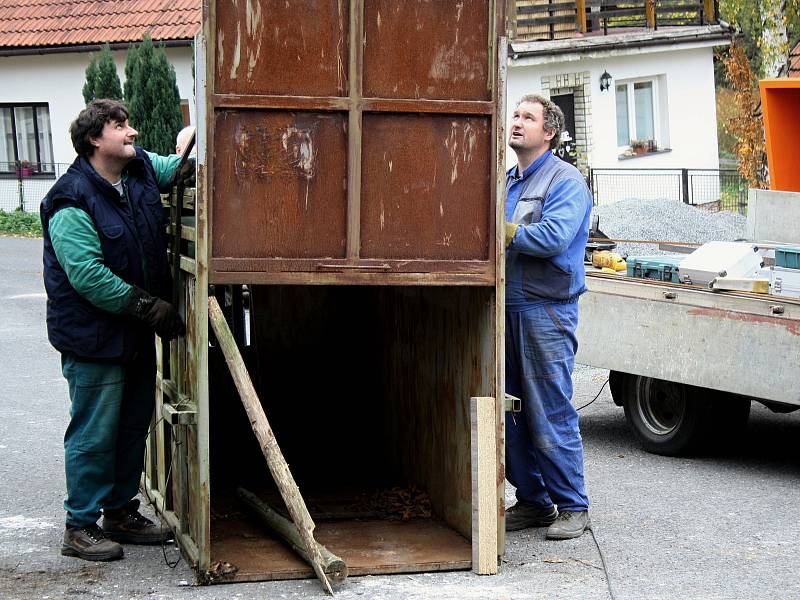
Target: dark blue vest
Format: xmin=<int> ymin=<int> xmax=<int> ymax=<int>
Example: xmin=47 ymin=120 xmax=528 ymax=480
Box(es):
xmin=40 ymin=148 xmax=171 ymax=361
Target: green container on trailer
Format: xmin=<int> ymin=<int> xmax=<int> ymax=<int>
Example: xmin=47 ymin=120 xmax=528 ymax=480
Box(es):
xmin=775 ymin=247 xmax=800 ymax=270
xmin=626 ymin=255 xmax=684 ymax=283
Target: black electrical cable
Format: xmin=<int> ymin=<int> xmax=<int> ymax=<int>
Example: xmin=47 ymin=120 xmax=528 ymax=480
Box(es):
xmin=573 ymin=377 xmax=617 ymax=597
xmin=576 ymin=377 xmax=609 ymax=411
xmin=143 ymin=413 xmax=183 ymax=569
xmin=588 ymin=525 xmax=617 ymax=600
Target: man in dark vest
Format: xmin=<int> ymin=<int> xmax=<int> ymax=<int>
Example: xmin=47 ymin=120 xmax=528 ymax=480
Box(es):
xmin=41 ymin=99 xmax=186 ymax=561
xmin=503 ymin=94 xmax=593 ymax=539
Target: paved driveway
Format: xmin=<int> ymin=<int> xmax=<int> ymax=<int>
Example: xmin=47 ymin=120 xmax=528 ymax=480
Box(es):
xmin=1 ymin=235 xmax=798 ymax=600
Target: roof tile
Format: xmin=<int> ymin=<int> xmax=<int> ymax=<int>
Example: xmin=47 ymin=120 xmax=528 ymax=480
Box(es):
xmin=0 ymin=0 xmax=201 ymax=48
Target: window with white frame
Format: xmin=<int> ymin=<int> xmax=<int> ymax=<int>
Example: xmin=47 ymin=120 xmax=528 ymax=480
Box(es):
xmin=615 ymin=78 xmax=668 ymax=152
xmin=0 ymin=103 xmax=55 ymax=174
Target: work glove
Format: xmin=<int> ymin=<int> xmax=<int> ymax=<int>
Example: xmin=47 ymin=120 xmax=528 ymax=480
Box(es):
xmin=122 ymin=286 xmax=186 ymax=340
xmin=177 ymin=157 xmax=196 ymax=188
xmin=505 ymin=222 xmax=519 ymax=248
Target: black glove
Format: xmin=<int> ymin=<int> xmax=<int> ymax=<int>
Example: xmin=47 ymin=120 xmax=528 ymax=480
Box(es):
xmin=122 ymin=286 xmax=186 ymax=340
xmin=178 ymin=157 xmax=196 ymax=188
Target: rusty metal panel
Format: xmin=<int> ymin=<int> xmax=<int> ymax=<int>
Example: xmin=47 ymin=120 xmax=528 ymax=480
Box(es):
xmin=212 ymin=110 xmax=349 ymax=259
xmin=363 ymin=0 xmax=491 ymax=101
xmin=360 ymin=114 xmax=491 ymax=260
xmin=214 ymin=0 xmax=350 ymax=97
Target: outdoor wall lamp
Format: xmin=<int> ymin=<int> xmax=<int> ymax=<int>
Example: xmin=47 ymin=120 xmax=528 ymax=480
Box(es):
xmin=599 ymin=70 xmax=612 ymax=92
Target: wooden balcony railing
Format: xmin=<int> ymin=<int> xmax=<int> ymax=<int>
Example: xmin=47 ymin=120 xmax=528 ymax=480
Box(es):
xmin=510 ymin=0 xmax=719 ymax=42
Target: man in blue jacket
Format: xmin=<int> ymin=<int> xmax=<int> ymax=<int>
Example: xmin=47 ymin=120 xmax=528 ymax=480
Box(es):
xmin=504 ymin=94 xmax=592 ymax=539
xmin=41 ymin=99 xmax=186 ymax=561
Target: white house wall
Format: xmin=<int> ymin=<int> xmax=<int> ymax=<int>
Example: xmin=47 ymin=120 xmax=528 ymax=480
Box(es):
xmin=0 ymin=47 xmax=194 ymax=211
xmin=506 ymin=45 xmax=721 ymax=204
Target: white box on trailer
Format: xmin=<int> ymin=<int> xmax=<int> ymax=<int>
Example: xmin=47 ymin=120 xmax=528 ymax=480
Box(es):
xmin=770 ymin=266 xmax=800 ymax=298
xmin=679 ymin=242 xmax=763 ymax=287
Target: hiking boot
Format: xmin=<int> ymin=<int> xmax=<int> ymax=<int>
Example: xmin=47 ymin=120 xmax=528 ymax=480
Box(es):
xmin=61 ymin=524 xmax=124 ymax=561
xmin=505 ymin=502 xmax=558 ymax=531
xmin=102 ymin=499 xmax=172 ymax=544
xmin=545 ymin=510 xmax=591 ymax=540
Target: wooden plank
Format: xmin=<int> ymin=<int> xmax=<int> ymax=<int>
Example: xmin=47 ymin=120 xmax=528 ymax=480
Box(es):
xmin=211 ymin=94 xmax=351 ymax=111
xmin=208 ymin=296 xmax=333 ymax=595
xmin=494 ymin=30 xmax=507 ymax=557
xmin=208 ymin=270 xmax=497 ymax=286
xmin=471 ymin=397 xmax=498 ymax=575
xmin=209 ymin=517 xmax=471 ymax=582
xmin=179 ymin=256 xmax=196 ymax=275
xmin=346 ymin=0 xmax=363 ymax=260
xmin=360 ymin=99 xmax=494 ymax=115
xmin=162 ymin=402 xmax=198 ymax=426
xmin=518 ymin=14 xmax=577 ymax=26
xmin=237 ymin=487 xmax=347 ymax=583
xmin=517 ymin=1 xmax=578 ymax=14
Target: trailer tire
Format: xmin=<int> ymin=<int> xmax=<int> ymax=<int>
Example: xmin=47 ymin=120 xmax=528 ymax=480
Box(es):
xmin=622 ymin=375 xmax=711 ymax=456
xmin=609 ymin=370 xmax=626 ymax=407
xmin=708 ymin=392 xmax=750 ymax=444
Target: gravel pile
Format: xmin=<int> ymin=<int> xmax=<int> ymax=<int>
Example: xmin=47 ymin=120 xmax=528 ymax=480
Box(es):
xmin=592 ymin=198 xmax=748 ymax=257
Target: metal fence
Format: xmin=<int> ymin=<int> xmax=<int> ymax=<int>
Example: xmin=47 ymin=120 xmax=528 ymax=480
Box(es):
xmin=589 ymin=168 xmax=747 ymax=214
xmin=0 ymin=162 xmax=70 ymax=213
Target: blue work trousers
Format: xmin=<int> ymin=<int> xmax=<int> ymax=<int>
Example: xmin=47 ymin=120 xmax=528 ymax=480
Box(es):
xmin=505 ymin=301 xmax=589 ymax=512
xmin=61 ymin=342 xmax=155 ymax=528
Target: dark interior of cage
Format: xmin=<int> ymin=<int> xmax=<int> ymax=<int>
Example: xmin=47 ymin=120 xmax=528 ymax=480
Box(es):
xmin=205 ymin=284 xmax=495 ymax=580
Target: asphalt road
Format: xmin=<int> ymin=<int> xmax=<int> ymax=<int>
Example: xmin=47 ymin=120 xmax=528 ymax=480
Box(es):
xmin=1 ymin=235 xmax=798 ymax=600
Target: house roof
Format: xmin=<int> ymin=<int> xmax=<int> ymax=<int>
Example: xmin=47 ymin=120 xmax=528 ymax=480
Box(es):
xmin=0 ymin=0 xmax=201 ymax=50
xmin=790 ymin=41 xmax=800 ymax=77
xmin=510 ymin=25 xmax=734 ymax=64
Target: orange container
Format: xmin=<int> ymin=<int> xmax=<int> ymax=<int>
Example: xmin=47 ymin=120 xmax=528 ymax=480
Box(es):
xmin=760 ymin=78 xmax=800 ymax=192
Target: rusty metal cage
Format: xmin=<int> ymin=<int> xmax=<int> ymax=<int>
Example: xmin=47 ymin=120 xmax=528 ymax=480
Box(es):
xmin=145 ymin=0 xmax=508 ymax=585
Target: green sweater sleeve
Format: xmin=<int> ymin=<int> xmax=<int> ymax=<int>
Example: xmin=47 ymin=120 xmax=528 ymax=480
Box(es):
xmin=144 ymin=150 xmax=182 ymax=192
xmin=49 ymin=207 xmax=133 ymax=314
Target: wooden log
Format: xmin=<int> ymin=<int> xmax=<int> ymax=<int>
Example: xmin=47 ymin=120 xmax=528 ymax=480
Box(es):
xmin=208 ymin=296 xmax=334 ymax=594
xmin=471 ymin=396 xmax=498 ymax=575
xmin=237 ymin=487 xmax=347 ymax=582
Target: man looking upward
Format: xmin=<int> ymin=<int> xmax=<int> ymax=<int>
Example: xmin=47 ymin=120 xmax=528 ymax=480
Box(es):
xmin=504 ymin=94 xmax=593 ymax=539
xmin=41 ymin=100 xmax=185 ymax=561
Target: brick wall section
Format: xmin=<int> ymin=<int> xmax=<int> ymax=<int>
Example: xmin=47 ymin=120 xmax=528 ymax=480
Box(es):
xmin=540 ymin=71 xmax=592 ymax=176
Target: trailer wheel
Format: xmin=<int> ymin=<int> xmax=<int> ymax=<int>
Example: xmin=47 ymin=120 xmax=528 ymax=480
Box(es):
xmin=622 ymin=375 xmax=710 ymax=456
xmin=708 ymin=391 xmax=751 ymax=443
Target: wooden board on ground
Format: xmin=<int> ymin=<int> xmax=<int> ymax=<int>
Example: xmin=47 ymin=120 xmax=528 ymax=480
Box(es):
xmin=209 ymin=517 xmax=471 ymax=583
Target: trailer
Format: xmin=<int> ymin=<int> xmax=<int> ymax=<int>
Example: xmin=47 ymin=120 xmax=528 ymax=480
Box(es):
xmin=576 ymin=188 xmax=800 ymax=455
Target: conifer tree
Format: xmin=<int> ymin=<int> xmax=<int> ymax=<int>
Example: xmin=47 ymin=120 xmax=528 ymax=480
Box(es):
xmin=82 ymin=45 xmax=123 ymax=104
xmin=124 ymin=43 xmax=139 ymax=102
xmin=94 ymin=44 xmax=123 ymax=100
xmin=82 ymin=56 xmax=98 ymax=105
xmin=125 ymin=35 xmax=184 ymax=155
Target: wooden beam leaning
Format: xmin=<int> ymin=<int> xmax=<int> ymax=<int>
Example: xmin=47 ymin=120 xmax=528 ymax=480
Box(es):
xmin=237 ymin=487 xmax=347 ymax=583
xmin=207 ymin=297 xmax=334 ymax=595
xmin=471 ymin=396 xmax=498 ymax=574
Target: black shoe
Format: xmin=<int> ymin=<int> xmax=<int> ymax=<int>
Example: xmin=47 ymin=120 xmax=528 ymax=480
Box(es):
xmin=102 ymin=499 xmax=172 ymax=545
xmin=505 ymin=502 xmax=558 ymax=531
xmin=61 ymin=524 xmax=124 ymax=561
xmin=545 ymin=510 xmax=591 ymax=540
